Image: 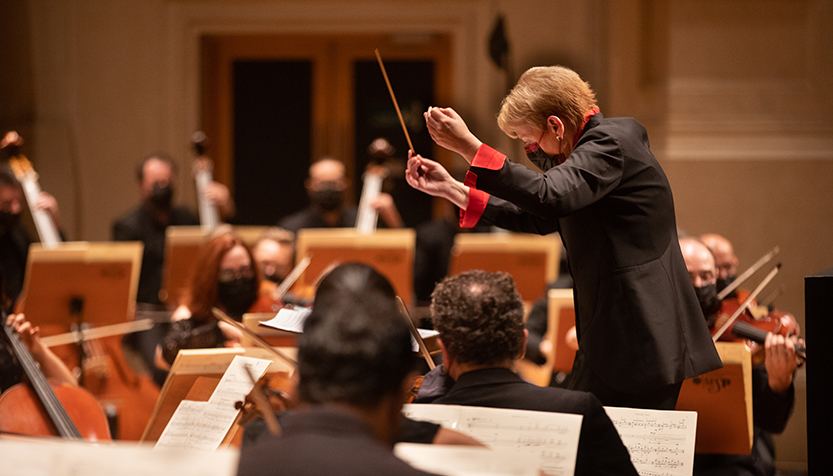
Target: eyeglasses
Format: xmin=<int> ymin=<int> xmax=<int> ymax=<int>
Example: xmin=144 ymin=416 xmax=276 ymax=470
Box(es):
xmin=218 ymin=265 xmax=255 ymax=283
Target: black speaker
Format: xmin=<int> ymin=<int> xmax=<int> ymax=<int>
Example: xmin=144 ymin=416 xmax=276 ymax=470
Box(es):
xmin=805 ymin=267 xmax=833 ymax=474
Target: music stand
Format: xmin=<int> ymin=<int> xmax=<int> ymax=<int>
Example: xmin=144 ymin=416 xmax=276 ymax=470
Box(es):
xmin=676 ymin=341 xmax=754 ymax=454
xmin=20 ymin=241 xmax=143 ymax=328
xmin=448 ymin=233 xmax=560 ymax=303
xmin=295 ymin=228 xmax=415 ymax=307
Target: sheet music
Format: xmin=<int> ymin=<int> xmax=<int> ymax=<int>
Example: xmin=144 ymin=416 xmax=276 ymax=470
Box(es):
xmin=402 ymin=404 xmax=582 ymax=476
xmin=260 ymin=307 xmax=311 ymax=333
xmin=394 ymin=443 xmax=540 ymax=476
xmin=411 ymin=328 xmax=439 ymax=352
xmin=0 ymin=438 xmax=239 ymax=476
xmin=604 ymin=406 xmax=697 ymax=476
xmin=155 ymin=356 xmax=271 ymax=451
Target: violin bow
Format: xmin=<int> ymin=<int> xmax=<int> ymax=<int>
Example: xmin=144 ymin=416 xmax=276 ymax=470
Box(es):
xmin=242 ymin=364 xmax=282 ymax=436
xmin=717 ymin=246 xmax=779 ymax=301
xmin=271 ymin=253 xmax=312 ymax=302
xmin=712 ymin=263 xmax=781 ymax=342
xmin=212 ymin=308 xmax=298 ymax=368
xmin=396 ymin=296 xmax=435 ymax=370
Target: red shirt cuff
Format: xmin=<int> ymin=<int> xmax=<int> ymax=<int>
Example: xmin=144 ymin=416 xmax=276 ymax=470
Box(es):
xmin=460 ymin=170 xmax=489 ymax=228
xmin=471 ymin=144 xmax=506 ymax=170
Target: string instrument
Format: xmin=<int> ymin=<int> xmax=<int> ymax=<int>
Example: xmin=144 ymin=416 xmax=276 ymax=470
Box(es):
xmin=355 ymin=162 xmax=388 ymax=235
xmin=249 ymin=255 xmax=313 ymax=313
xmin=0 ymin=311 xmax=111 ymax=440
xmin=191 ymin=131 xmax=221 ymax=231
xmin=2 ymin=131 xmax=61 ymax=248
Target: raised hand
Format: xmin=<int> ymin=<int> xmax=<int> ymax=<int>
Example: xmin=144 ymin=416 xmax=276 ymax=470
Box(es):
xmin=424 ymin=107 xmax=482 ymax=163
xmin=405 ymin=151 xmax=469 ymax=210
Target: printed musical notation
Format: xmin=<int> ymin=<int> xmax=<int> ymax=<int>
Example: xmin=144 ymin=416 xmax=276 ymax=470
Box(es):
xmin=604 ymin=407 xmax=697 ymax=476
xmin=402 ymin=404 xmax=582 ymax=476
xmin=155 ymin=356 xmax=271 ymax=451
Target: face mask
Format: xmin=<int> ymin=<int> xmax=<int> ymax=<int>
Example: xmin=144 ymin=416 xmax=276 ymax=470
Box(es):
xmin=0 ymin=210 xmax=21 ymax=234
xmin=694 ymin=283 xmax=721 ymax=325
xmin=148 ymin=183 xmax=173 ymax=210
xmin=217 ymin=277 xmax=259 ymax=318
xmin=263 ymin=272 xmax=283 ymax=285
xmin=716 ymin=275 xmax=736 ymax=293
xmin=310 ymin=187 xmax=344 ymax=212
xmin=524 ymin=142 xmax=564 ymax=172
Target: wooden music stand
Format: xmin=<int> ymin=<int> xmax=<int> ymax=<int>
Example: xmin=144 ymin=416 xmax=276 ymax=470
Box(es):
xmin=19 ymin=242 xmax=143 ymax=328
xmin=516 ymin=288 xmax=574 ymax=387
xmin=675 ymin=342 xmax=754 ymax=454
xmin=448 ymin=233 xmax=560 ymax=303
xmin=242 ymin=312 xmax=299 ymax=348
xmin=140 ymin=347 xmax=296 ymax=445
xmin=161 ymin=225 xmax=268 ymax=303
xmin=295 ymin=228 xmax=415 ymax=307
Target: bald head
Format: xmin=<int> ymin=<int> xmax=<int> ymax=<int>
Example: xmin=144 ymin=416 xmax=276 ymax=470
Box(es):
xmin=679 ymin=237 xmax=716 ymax=288
xmin=307 ymin=159 xmax=346 ymax=189
xmin=700 ymin=233 xmax=739 ymax=286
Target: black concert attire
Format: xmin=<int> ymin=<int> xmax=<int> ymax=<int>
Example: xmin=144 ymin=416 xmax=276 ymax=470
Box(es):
xmin=277 ymin=205 xmax=358 ymax=234
xmin=416 ymin=367 xmax=638 ymax=476
xmin=112 ymin=204 xmax=198 ymax=385
xmin=693 ymin=366 xmax=795 ymax=476
xmin=237 ymin=405 xmax=438 ymax=476
xmin=0 ymin=223 xmax=31 ymax=310
xmin=460 ymin=112 xmax=722 ymax=408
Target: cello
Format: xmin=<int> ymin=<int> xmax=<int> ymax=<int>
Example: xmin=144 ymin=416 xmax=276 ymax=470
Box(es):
xmin=191 ymin=131 xmax=221 ymax=231
xmin=0 ymin=311 xmax=111 ymax=440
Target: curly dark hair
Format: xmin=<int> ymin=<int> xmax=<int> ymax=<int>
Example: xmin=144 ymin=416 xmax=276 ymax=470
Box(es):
xmin=430 ymin=270 xmax=525 ymax=366
xmin=298 ymin=263 xmax=415 ymax=408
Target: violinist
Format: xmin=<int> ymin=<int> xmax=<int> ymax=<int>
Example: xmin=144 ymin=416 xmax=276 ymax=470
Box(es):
xmin=277 ymin=157 xmax=403 ymax=234
xmin=252 ymin=227 xmax=295 ymax=285
xmin=237 ymin=263 xmax=439 ymax=476
xmin=679 ymin=237 xmax=800 ymax=476
xmin=701 ymin=233 xmax=740 ymax=297
xmin=0 ymin=166 xmax=62 ymax=308
xmin=157 ymin=228 xmax=268 ymax=367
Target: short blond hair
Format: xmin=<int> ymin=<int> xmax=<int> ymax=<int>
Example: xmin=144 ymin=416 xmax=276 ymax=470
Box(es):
xmin=497 ymin=66 xmax=598 ymax=138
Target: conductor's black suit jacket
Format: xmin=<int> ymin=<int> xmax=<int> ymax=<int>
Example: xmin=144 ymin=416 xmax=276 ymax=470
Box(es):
xmin=462 ymin=113 xmax=722 ymax=393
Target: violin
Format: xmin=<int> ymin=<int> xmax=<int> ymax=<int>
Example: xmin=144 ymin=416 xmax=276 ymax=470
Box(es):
xmin=0 ymin=311 xmax=111 ymax=440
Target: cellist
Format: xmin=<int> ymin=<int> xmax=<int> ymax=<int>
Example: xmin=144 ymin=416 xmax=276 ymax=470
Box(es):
xmin=679 ymin=237 xmax=801 ymax=476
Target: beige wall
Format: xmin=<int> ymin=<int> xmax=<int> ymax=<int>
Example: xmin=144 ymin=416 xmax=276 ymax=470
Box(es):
xmin=2 ymin=0 xmax=829 ymax=468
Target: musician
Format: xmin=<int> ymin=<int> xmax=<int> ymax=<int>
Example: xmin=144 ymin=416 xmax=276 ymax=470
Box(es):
xmin=252 ymin=227 xmax=295 ymax=285
xmin=278 ymin=157 xmax=402 ymax=234
xmin=237 ymin=263 xmax=437 ymax=476
xmin=679 ymin=237 xmax=799 ymax=476
xmin=701 ymin=233 xmax=740 ymax=295
xmin=0 ymin=166 xmax=62 ymax=308
xmin=157 ymin=229 xmax=260 ymax=367
xmin=1 ymin=269 xmax=76 ymax=392
xmin=417 ymin=270 xmax=637 ymax=475
xmin=112 ymin=153 xmax=235 ymax=305
xmin=406 ymin=65 xmax=721 ymax=409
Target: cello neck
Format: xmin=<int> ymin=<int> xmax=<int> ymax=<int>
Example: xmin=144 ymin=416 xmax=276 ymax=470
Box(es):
xmin=355 ymin=166 xmax=386 ymax=235
xmin=1 ymin=311 xmax=82 ymax=439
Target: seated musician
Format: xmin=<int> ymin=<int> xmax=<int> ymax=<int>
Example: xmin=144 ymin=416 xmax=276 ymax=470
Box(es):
xmin=700 ymin=233 xmax=740 ymax=296
xmin=679 ymin=237 xmax=800 ymax=476
xmin=251 ymin=227 xmax=295 ymax=285
xmin=157 ymin=228 xmax=264 ymax=367
xmin=416 ymin=269 xmax=637 ymax=476
xmin=277 ymin=157 xmax=402 ymax=233
xmin=0 ymin=166 xmax=62 ymax=309
xmin=237 ymin=262 xmax=438 ymax=476
xmin=1 ymin=269 xmax=76 ymax=392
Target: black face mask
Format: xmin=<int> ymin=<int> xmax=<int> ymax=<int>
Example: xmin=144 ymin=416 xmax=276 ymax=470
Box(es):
xmin=148 ymin=184 xmax=174 ymax=210
xmin=309 ymin=187 xmax=344 ymax=212
xmin=0 ymin=211 xmax=21 ymax=234
xmin=716 ymin=275 xmax=736 ymax=293
xmin=217 ymin=277 xmax=259 ymax=319
xmin=694 ymin=283 xmax=721 ymax=326
xmin=524 ymin=143 xmax=564 ymax=172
